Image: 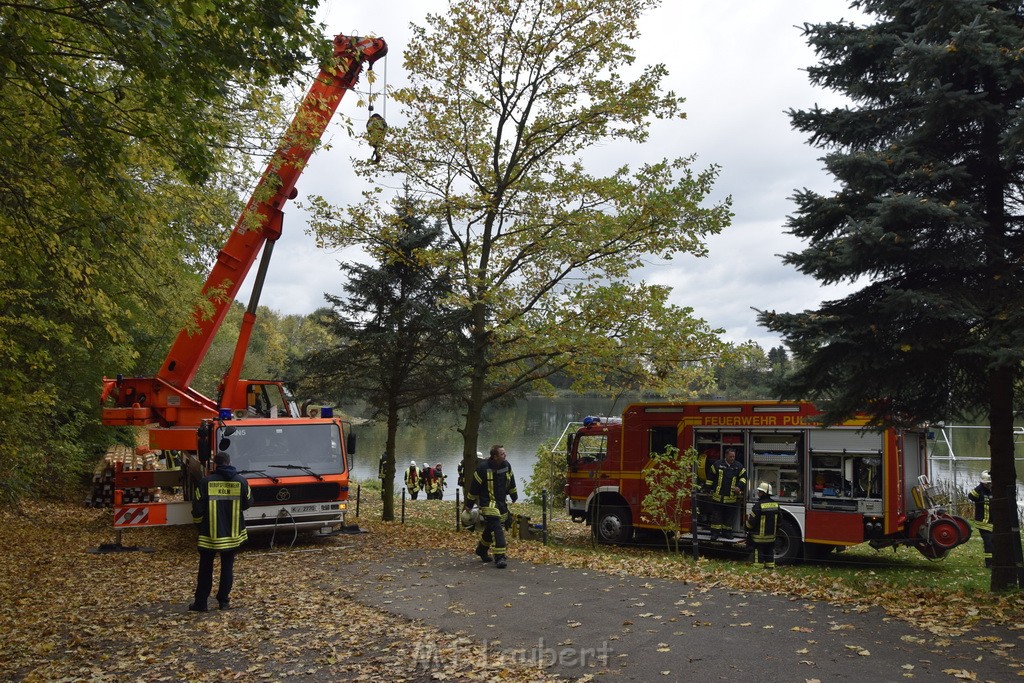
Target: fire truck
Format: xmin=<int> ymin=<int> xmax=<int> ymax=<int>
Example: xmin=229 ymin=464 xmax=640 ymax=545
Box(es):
xmin=563 ymin=401 xmax=972 ymax=563
xmin=99 ymin=34 xmax=388 ymax=536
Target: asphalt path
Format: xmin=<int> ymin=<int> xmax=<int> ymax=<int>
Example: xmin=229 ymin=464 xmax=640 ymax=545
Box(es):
xmin=337 ymin=541 xmax=1021 ymax=682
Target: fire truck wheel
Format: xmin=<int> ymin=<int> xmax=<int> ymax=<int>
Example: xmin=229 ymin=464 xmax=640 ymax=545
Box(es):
xmin=593 ymin=506 xmax=633 ymax=545
xmin=774 ymin=518 xmax=803 ymax=565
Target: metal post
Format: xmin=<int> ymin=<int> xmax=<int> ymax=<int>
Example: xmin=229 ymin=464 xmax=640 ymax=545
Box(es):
xmin=542 ymin=489 xmax=548 ymax=545
xmin=455 ymin=489 xmax=461 ymax=531
xmin=356 ymin=484 xmax=361 ymax=518
xmin=402 ymin=487 xmax=406 ymax=524
xmin=692 ymin=460 xmax=700 ymax=560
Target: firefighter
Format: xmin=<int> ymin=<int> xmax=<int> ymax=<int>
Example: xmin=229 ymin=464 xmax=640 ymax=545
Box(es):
xmin=458 ymin=451 xmax=484 ymax=488
xmin=969 ymin=470 xmax=993 ymax=568
xmin=465 ymin=444 xmax=518 ymax=569
xmin=421 ymin=462 xmax=436 ymax=498
xmin=696 ymin=447 xmax=718 ymax=527
xmin=405 ymin=460 xmax=422 ymax=500
xmin=431 ymin=463 xmax=447 ymax=500
xmin=189 ymin=451 xmax=251 ymax=612
xmin=707 ymin=447 xmax=746 ymax=539
xmin=746 ymin=482 xmax=780 ymax=568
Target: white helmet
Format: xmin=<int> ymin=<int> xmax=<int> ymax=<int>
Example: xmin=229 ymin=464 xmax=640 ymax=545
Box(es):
xmin=460 ymin=506 xmax=483 ymax=530
xmin=410 ymin=460 xmax=416 ymax=467
xmin=980 ymin=470 xmax=992 ymax=484
xmin=757 ymin=482 xmax=772 ymax=495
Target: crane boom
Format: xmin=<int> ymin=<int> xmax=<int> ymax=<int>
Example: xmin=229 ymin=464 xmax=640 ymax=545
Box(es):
xmin=102 ymin=34 xmax=387 ymax=443
xmin=161 ymin=34 xmax=388 ymax=390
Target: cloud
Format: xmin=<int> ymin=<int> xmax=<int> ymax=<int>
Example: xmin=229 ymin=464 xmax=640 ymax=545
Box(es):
xmin=243 ymin=0 xmax=868 ymax=350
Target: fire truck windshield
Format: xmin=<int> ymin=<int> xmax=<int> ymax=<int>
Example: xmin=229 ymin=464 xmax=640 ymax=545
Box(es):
xmin=216 ymin=423 xmax=345 ymax=476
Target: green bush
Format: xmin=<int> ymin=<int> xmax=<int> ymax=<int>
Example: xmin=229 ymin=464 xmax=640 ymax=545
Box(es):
xmin=525 ymin=438 xmax=567 ymax=509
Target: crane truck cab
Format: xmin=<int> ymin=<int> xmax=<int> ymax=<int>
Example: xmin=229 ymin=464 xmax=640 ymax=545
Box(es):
xmin=196 ymin=410 xmax=357 ymax=533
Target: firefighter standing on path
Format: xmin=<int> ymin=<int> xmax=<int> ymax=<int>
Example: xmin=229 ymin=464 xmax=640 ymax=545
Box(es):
xmin=708 ymin=447 xmax=746 ymax=539
xmin=746 ymin=482 xmax=780 ymax=568
xmin=466 ymin=444 xmax=518 ymax=569
xmin=405 ymin=460 xmax=422 ymax=500
xmin=969 ymin=470 xmax=993 ymax=568
xmin=190 ymin=451 xmax=251 ymax=612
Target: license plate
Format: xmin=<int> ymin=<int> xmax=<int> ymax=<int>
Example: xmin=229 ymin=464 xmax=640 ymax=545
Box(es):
xmin=291 ymin=503 xmax=338 ymax=513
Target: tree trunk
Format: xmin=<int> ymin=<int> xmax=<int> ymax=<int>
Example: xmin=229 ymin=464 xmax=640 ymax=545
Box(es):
xmin=987 ymin=364 xmax=1023 ymax=590
xmin=382 ymin=402 xmax=400 ymax=522
xmin=460 ymin=306 xmax=489 ymax=501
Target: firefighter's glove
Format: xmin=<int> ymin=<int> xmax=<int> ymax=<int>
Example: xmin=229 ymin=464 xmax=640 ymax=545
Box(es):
xmin=503 ymin=514 xmax=514 ymax=531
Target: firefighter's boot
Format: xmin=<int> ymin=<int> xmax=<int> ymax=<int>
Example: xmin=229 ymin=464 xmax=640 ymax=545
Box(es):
xmin=495 ymin=557 xmax=507 ymax=569
xmin=475 ymin=543 xmax=493 ymax=563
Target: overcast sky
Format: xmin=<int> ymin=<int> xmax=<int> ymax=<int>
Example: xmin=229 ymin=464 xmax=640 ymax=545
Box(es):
xmin=241 ymin=0 xmax=870 ymax=351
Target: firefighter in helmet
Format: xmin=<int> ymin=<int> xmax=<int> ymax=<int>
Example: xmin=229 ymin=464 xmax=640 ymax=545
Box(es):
xmin=746 ymin=482 xmax=780 ymax=568
xmin=465 ymin=444 xmax=518 ymax=569
xmin=432 ymin=463 xmax=446 ymax=500
xmin=405 ymin=460 xmax=422 ymax=500
xmin=969 ymin=470 xmax=993 ymax=568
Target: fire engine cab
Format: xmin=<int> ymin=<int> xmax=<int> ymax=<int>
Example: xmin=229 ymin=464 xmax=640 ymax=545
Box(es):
xmin=563 ymin=401 xmax=971 ymax=563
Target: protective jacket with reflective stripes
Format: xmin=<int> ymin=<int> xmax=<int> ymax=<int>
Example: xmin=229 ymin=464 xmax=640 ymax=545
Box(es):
xmin=192 ymin=465 xmax=251 ymax=550
xmin=468 ymin=459 xmax=518 ymax=517
xmin=969 ymin=484 xmax=992 ymax=532
xmin=708 ymin=459 xmax=747 ymax=503
xmin=745 ymin=496 xmax=780 ymax=544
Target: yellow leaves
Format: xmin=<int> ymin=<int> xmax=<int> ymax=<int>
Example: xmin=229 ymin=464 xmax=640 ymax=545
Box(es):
xmin=942 ymin=669 xmax=978 ymax=680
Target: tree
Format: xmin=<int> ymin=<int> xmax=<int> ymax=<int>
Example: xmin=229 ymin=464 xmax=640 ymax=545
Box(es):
xmin=310 ymin=0 xmax=732 ymax=493
xmin=641 ymin=446 xmax=698 ymax=553
xmin=757 ymin=1 xmax=1024 ymax=590
xmin=0 ymin=1 xmax=325 ymax=503
xmin=300 ymin=199 xmax=468 ymax=521
xmin=710 ymin=342 xmax=773 ymax=399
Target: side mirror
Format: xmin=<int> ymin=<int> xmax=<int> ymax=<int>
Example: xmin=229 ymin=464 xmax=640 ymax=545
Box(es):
xmin=198 ymin=422 xmax=212 ymax=466
xmin=347 ymin=432 xmax=357 ymax=457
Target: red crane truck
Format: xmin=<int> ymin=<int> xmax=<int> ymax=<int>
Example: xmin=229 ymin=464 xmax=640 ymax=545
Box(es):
xmin=100 ymin=34 xmax=388 ymax=535
xmin=564 ymin=400 xmax=971 ymax=563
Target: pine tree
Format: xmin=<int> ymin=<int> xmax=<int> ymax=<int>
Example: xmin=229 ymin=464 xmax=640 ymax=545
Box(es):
xmin=758 ymin=1 xmax=1024 ymax=589
xmin=300 ymin=198 xmax=468 ymax=521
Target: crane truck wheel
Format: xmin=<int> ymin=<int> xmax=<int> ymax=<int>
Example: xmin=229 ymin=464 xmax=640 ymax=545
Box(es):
xmin=592 ymin=505 xmax=633 ymax=545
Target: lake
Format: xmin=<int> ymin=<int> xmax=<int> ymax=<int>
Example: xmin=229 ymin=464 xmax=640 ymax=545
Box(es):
xmin=345 ymin=395 xmax=618 ymax=500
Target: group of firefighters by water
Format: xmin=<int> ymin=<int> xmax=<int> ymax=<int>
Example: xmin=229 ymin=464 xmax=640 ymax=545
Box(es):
xmin=392 ymin=459 xmax=449 ymax=500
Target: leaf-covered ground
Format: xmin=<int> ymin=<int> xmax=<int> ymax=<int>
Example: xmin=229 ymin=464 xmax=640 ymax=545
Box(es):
xmin=3 ymin=495 xmax=1024 ymax=681
xmin=0 ymin=501 xmax=564 ymax=682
